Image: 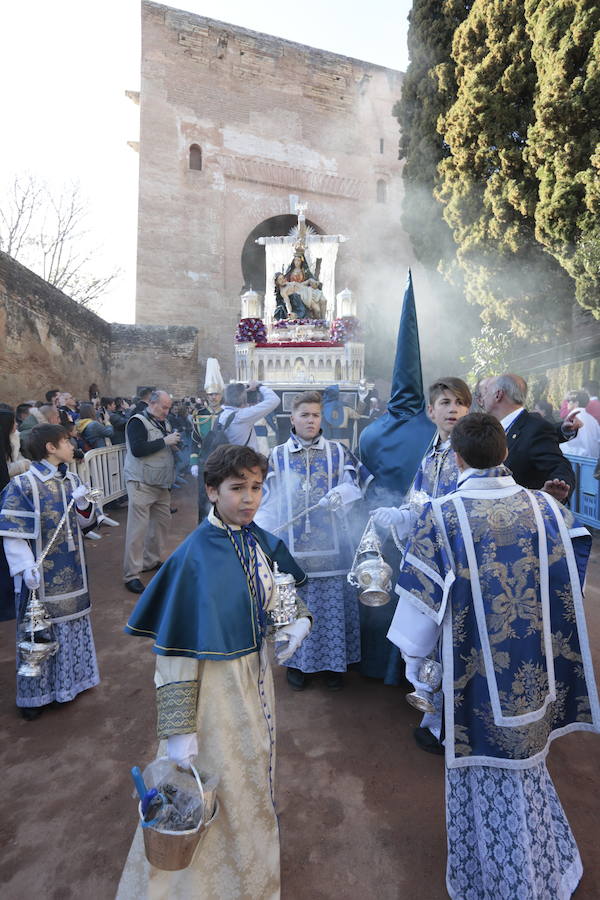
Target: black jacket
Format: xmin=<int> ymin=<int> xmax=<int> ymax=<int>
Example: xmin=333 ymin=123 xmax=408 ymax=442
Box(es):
xmin=505 ymin=410 xmax=575 ymax=494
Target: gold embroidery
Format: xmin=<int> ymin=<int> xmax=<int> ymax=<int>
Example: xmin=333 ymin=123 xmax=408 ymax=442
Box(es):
xmin=156 ymin=680 xmax=199 ymax=737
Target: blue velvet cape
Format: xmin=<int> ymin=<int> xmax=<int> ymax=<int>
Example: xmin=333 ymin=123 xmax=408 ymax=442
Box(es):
xmin=125 ymin=519 xmax=306 ymax=660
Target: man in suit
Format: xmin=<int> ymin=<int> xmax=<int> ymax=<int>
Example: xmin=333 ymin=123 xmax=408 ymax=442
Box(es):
xmin=477 ymin=374 xmax=575 ymax=501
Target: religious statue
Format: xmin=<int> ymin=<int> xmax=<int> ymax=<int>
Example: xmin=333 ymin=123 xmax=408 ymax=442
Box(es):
xmin=273 ymin=273 xmax=307 ymax=320
xmin=273 ymin=252 xmax=328 ymax=320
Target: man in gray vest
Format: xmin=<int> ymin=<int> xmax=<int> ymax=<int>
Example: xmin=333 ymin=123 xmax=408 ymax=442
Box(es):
xmin=123 ymin=390 xmax=181 ymax=593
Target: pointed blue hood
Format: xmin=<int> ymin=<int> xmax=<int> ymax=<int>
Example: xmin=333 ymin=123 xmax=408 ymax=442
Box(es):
xmin=359 ymin=270 xmax=435 ymax=499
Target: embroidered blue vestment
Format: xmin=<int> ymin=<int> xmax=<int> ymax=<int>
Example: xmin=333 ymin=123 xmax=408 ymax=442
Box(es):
xmin=391 ymin=468 xmax=600 ymax=768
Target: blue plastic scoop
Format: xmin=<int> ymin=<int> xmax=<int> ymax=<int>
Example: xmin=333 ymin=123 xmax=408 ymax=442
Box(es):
xmin=130 ymin=766 xmax=147 ymax=802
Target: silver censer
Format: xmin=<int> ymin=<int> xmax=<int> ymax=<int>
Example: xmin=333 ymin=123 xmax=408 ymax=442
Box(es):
xmin=18 ymin=485 xmax=101 ymax=677
xmin=347 ymin=518 xmax=393 ymax=607
xmin=267 ymin=563 xmax=299 ymax=636
xmin=17 ymin=590 xmax=58 ymax=677
xmin=406 ymin=658 xmax=443 ymax=714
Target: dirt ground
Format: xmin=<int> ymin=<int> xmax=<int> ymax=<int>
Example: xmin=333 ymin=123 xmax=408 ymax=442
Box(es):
xmin=1 ymin=487 xmax=599 ymax=899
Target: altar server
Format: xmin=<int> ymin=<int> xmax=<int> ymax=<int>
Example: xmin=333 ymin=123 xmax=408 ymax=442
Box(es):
xmin=372 ymin=376 xmax=471 ymax=751
xmin=118 ymin=444 xmax=310 ymax=900
xmin=255 ymin=390 xmax=372 ymax=691
xmin=0 ymin=424 xmax=100 ymax=719
xmin=388 ymin=413 xmax=599 ymax=899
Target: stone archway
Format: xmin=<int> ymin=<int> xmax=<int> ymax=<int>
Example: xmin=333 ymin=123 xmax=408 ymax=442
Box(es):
xmin=240 ymin=214 xmax=323 ymax=294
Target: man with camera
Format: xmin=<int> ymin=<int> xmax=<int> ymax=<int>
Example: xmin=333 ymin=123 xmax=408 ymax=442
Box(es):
xmin=217 ymin=381 xmax=280 ymax=451
xmin=122 ymin=390 xmax=181 ymax=594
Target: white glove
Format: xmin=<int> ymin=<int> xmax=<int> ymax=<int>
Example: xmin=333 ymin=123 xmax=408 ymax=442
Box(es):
xmin=402 ymin=654 xmax=431 ymax=692
xmin=167 ymin=732 xmax=199 ymax=770
xmin=275 ymin=617 xmax=311 ymax=663
xmin=190 ymin=465 xmax=199 ymax=478
xmin=23 ymin=567 xmax=40 ymax=590
xmin=372 ymin=505 xmax=409 ymax=528
xmin=72 ymin=484 xmax=92 ymax=509
xmin=317 ymin=487 xmax=342 ymax=510
xmin=318 ymin=484 xmax=360 ymax=510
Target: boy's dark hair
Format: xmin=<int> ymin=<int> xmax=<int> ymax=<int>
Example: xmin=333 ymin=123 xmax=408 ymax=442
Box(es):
xmin=292 ymin=390 xmax=322 ymax=411
xmin=451 ymin=413 xmax=506 ymax=469
xmin=45 ymin=389 xmax=59 ymax=403
xmin=26 ymin=424 xmax=69 ymax=461
xmin=223 ymin=383 xmax=247 ymax=408
xmin=429 ymin=377 xmax=472 ymax=408
xmin=204 ymin=444 xmax=268 ymax=488
xmin=100 ymin=396 xmax=114 ymax=407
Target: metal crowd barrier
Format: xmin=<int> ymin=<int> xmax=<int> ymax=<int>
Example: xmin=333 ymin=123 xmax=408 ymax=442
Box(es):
xmin=563 ymin=453 xmax=600 ymax=530
xmin=68 ymin=444 xmax=127 ymax=503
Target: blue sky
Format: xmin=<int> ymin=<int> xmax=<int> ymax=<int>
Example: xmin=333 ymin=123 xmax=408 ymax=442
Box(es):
xmin=0 ymin=0 xmax=412 ymax=321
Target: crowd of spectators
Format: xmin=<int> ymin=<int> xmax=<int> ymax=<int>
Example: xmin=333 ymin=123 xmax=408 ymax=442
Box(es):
xmin=0 ymin=384 xmax=229 ymax=486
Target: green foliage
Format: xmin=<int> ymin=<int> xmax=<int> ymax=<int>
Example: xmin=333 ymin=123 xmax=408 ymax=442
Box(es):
xmin=461 ymin=323 xmax=516 ymax=382
xmin=524 ymin=0 xmax=600 ymax=316
xmin=394 ymin=1 xmax=482 ymax=370
xmin=436 ymin=0 xmax=575 ymax=340
xmin=395 ymin=0 xmax=471 ymax=270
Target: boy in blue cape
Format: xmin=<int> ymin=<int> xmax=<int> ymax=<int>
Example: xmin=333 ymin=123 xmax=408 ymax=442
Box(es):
xmin=118 ymin=444 xmax=311 ymax=900
xmin=387 ymin=413 xmax=599 ymax=900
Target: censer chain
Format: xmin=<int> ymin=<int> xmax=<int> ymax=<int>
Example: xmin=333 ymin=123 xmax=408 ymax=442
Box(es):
xmin=273 ymin=500 xmax=323 ymax=533
xmin=33 ymin=496 xmax=78 ymax=571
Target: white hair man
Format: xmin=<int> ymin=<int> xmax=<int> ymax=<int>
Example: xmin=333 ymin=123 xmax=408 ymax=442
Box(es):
xmin=476 ymin=373 xmax=575 ymax=502
xmin=122 ymin=390 xmax=181 ymax=593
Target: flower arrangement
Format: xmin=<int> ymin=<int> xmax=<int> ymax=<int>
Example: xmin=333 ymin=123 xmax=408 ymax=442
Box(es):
xmin=330 ymin=316 xmax=361 ymax=343
xmin=273 ymin=318 xmax=328 ymax=330
xmin=235 ymin=317 xmax=267 ymax=343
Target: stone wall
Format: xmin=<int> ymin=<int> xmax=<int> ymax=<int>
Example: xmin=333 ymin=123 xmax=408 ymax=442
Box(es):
xmin=0 ymin=251 xmax=111 ymax=405
xmin=110 ymin=324 xmax=200 ymax=398
xmin=0 ymin=252 xmax=199 ymax=404
xmin=135 ymin=2 xmax=411 ymax=373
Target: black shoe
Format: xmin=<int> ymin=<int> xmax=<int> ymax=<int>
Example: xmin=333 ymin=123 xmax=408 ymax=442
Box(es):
xmin=325 ymin=672 xmax=344 ymax=691
xmin=286 ymin=667 xmax=306 ymax=691
xmin=413 ymin=726 xmax=444 ymax=756
xmin=125 ymin=578 xmax=145 ymax=594
xmin=170 ymin=507 xmax=178 ymax=514
xmin=142 ymin=561 xmax=162 ymax=572
xmin=20 ymin=706 xmax=43 ymax=721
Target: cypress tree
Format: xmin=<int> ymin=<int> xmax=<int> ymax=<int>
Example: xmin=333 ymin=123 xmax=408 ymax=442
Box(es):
xmin=395 ymin=0 xmax=481 ymax=372
xmin=396 ymin=0 xmax=471 ymax=269
xmin=524 ymin=0 xmax=600 ymax=317
xmin=436 ymin=0 xmax=575 ymax=339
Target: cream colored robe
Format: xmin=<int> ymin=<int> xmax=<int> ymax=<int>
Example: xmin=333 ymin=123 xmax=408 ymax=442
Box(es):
xmin=116 ymin=522 xmax=280 ymax=900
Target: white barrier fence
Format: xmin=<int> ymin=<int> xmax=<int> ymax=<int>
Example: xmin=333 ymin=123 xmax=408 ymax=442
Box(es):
xmin=68 ymin=444 xmax=127 ymax=504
